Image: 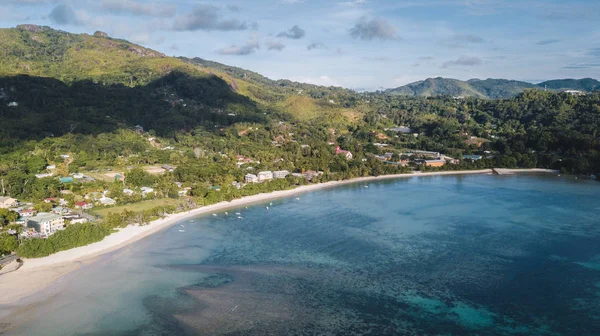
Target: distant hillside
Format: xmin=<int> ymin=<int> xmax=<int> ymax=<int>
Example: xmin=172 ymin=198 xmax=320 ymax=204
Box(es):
xmin=538 ymin=78 xmax=600 ymax=92
xmin=385 ymin=77 xmax=486 ymax=98
xmin=387 ymin=77 xmax=599 ymax=99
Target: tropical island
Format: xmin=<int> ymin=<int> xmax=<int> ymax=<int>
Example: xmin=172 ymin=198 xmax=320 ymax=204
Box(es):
xmin=0 ymin=24 xmax=598 ymax=274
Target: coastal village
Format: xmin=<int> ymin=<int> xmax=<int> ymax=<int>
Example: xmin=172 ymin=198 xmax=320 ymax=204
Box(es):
xmin=0 ymin=124 xmax=489 ymax=247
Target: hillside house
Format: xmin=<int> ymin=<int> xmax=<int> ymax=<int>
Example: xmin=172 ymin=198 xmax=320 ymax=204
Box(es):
xmin=304 ymin=170 xmax=321 ymax=181
xmin=27 ymin=212 xmax=65 ymax=236
xmin=75 ymin=201 xmax=93 ymax=210
xmin=273 ymin=170 xmax=290 ymax=179
xmin=0 ymin=196 xmax=18 ymax=209
xmin=134 ymin=125 xmax=144 ymax=134
xmin=63 ymin=214 xmax=88 ymax=224
xmin=161 ymin=165 xmax=175 ymax=172
xmin=258 ymin=171 xmax=274 ymax=182
xmin=18 ymin=209 xmax=37 ymax=218
xmin=335 ymin=146 xmax=353 ymax=160
xmin=52 ymin=207 xmax=71 ymax=215
xmin=99 ymin=197 xmax=117 ymax=206
xmin=245 ymin=174 xmax=259 ymax=183
xmin=59 ymin=177 xmax=74 ymax=184
xmin=463 ymin=155 xmax=483 ymax=161
xmin=140 ymin=187 xmax=155 ymax=197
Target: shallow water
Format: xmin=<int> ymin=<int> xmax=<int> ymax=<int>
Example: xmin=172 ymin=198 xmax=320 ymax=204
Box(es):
xmin=6 ymin=174 xmax=600 ymax=335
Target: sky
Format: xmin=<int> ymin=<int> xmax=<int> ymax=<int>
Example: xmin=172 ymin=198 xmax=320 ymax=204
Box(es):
xmin=2 ymin=0 xmax=600 ymax=90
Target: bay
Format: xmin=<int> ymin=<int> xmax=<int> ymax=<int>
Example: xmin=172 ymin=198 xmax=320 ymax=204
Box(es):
xmin=8 ymin=174 xmax=600 ymax=335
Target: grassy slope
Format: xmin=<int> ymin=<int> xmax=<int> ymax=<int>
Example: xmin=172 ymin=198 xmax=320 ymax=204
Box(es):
xmin=92 ymin=198 xmax=184 ymax=218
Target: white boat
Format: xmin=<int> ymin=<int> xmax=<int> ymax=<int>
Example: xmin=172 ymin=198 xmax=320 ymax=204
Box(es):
xmin=180 ymin=224 xmax=184 ymax=227
xmin=296 ymin=197 xmax=300 ymax=200
xmin=237 ymin=216 xmax=243 ymax=219
xmin=266 ymin=206 xmax=269 ymax=210
xmin=212 ymin=214 xmax=217 ymax=217
xmin=364 ymin=185 xmax=369 ymax=188
xmin=269 ymin=202 xmax=273 ymax=206
xmin=236 ymin=212 xmax=241 ymax=215
xmin=225 ymin=212 xmax=228 ymax=215
xmin=178 ymin=229 xmax=185 ymax=232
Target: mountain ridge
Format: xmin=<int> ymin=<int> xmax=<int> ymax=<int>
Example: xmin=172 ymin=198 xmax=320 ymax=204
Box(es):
xmin=386 ymin=77 xmax=600 ymax=99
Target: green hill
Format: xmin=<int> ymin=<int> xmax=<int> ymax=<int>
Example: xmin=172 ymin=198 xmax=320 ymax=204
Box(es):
xmin=0 ymin=25 xmax=364 ymax=141
xmin=385 ymin=77 xmax=487 ymax=98
xmin=387 ymin=77 xmax=599 ymax=99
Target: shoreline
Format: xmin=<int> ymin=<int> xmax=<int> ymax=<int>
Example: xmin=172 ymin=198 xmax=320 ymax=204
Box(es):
xmin=0 ymin=168 xmax=555 ymax=307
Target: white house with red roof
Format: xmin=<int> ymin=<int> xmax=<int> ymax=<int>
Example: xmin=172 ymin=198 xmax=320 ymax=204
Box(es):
xmin=335 ymin=146 xmax=353 ymax=160
xmin=75 ymin=201 xmax=93 ymax=210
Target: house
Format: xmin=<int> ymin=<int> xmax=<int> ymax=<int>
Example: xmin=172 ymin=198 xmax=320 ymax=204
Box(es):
xmin=273 ymin=170 xmax=290 ymax=179
xmin=335 ymin=146 xmax=353 ymax=160
xmin=563 ymin=90 xmax=585 ymax=96
xmin=463 ymin=155 xmax=483 ymax=161
xmin=425 ymin=159 xmax=446 ymax=167
xmin=99 ymin=197 xmax=117 ymax=206
xmin=44 ymin=197 xmax=58 ymax=203
xmin=387 ymin=126 xmax=413 ymax=134
xmin=123 ymin=189 xmax=134 ymax=196
xmin=140 ymin=187 xmax=155 ymax=196
xmin=63 ymin=214 xmax=88 ymax=224
xmin=18 ymin=209 xmax=37 ymax=218
xmin=161 ymin=164 xmax=175 ymax=172
xmin=304 ymin=170 xmax=321 ymax=181
xmin=46 ymin=165 xmax=56 ymax=170
xmin=75 ymin=201 xmax=93 ymax=210
xmin=35 ymin=173 xmax=54 ymax=179
xmin=291 ymin=173 xmax=305 ymax=178
xmin=0 ymin=197 xmax=18 ymax=209
xmin=245 ymin=173 xmax=259 ymax=183
xmin=134 ymin=125 xmax=144 ymax=134
xmin=52 ymin=207 xmax=71 ymax=215
xmin=27 ymin=213 xmax=65 ymax=236
xmin=257 ymin=171 xmax=274 ymax=182
xmin=59 ymin=177 xmax=74 ymax=184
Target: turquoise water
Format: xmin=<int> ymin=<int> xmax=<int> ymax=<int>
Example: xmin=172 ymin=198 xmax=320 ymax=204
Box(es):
xmin=6 ymin=174 xmax=600 ymax=335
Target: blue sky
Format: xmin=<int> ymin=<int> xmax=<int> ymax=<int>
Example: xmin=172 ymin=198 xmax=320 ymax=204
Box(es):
xmin=2 ymin=0 xmax=599 ymax=90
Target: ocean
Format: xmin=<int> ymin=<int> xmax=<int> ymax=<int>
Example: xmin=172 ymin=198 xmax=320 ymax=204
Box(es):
xmin=7 ymin=174 xmax=600 ymax=335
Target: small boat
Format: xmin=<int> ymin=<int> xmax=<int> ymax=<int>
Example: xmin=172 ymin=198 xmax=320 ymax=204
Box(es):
xmin=178 ymin=229 xmax=186 ymax=232
xmin=269 ymin=202 xmax=273 ymax=206
xmin=364 ymin=185 xmax=369 ymax=188
xmin=212 ymin=214 xmax=217 ymax=217
xmin=266 ymin=206 xmax=270 ymax=210
xmin=245 ymin=207 xmax=248 ymax=209
xmin=295 ymin=197 xmax=300 ymax=200
xmin=236 ymin=212 xmax=241 ymax=215
xmin=237 ymin=216 xmax=243 ymax=219
xmin=180 ymin=224 xmax=184 ymax=227
xmin=225 ymin=212 xmax=228 ymax=215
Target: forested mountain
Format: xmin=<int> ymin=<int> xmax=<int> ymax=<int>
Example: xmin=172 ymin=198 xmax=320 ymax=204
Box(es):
xmin=387 ymin=77 xmax=599 ymax=99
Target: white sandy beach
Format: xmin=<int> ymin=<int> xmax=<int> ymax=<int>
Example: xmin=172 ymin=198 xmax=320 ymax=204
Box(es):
xmin=0 ymin=168 xmax=559 ymax=306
